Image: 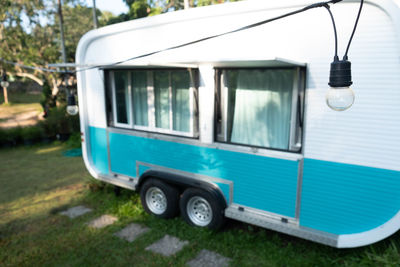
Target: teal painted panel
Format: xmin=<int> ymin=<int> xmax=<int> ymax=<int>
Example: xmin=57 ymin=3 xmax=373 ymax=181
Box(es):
xmin=139 ymin=165 xmax=151 ymax=177
xmin=215 ymin=182 xmax=231 ymax=204
xmin=109 ymin=132 xmax=299 ymax=217
xmin=89 ymin=127 xmax=109 ymax=175
xmin=301 ymin=159 xmax=400 ymax=234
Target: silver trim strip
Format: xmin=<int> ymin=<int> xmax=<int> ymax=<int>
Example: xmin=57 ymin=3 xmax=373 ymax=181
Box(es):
xmin=227 ymin=204 xmax=298 ymax=224
xmin=136 ymin=161 xmax=233 ymax=204
xmin=289 ymin=68 xmax=300 ymax=151
xmin=106 ymin=129 xmax=112 ymax=173
xmin=225 ymin=205 xmax=338 ymax=247
xmin=295 ymin=158 xmax=304 ymax=219
xmin=108 ymin=127 xmax=302 ymax=161
xmin=98 ymin=174 xmax=138 ymax=190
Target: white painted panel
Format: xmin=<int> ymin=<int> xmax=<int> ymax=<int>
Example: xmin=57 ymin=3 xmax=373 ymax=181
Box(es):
xmin=303 ymin=3 xmax=400 ymax=171
xmin=76 ymin=0 xmax=400 ymax=171
xmin=338 ymin=210 xmax=400 ymax=248
xmin=85 ymin=69 xmax=107 ymax=128
xmin=198 ymin=65 xmax=215 ymax=144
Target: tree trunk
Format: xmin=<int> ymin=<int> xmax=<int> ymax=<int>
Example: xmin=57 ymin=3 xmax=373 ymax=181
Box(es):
xmin=184 ymin=0 xmax=190 ymax=9
xmin=2 ymin=86 xmax=8 ymax=104
xmin=15 ymin=72 xmax=44 ymax=86
xmin=51 ymin=76 xmax=59 ymax=96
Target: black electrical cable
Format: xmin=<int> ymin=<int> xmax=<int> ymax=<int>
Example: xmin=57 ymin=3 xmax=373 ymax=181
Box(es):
xmin=74 ymin=0 xmax=343 ymax=74
xmin=323 ymin=4 xmax=339 ymax=60
xmin=1 ymin=0 xmax=345 ymax=75
xmin=343 ymin=0 xmax=364 ymax=60
xmin=0 ymin=58 xmax=65 ymax=73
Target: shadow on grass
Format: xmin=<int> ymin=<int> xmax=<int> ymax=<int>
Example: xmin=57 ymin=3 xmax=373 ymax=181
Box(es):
xmin=0 ymin=144 xmax=88 ymax=206
xmin=2 ymin=183 xmax=400 ymax=266
xmin=2 ymin=144 xmax=400 ymax=266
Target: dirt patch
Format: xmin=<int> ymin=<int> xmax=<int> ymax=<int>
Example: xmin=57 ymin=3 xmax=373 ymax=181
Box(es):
xmin=0 ymin=110 xmax=41 ymax=128
xmin=0 ymin=103 xmax=43 ymax=128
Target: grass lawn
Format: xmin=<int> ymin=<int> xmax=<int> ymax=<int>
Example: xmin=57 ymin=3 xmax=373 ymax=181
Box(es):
xmin=1 ymin=144 xmax=400 ymax=266
xmin=0 ymin=92 xmax=42 ymax=104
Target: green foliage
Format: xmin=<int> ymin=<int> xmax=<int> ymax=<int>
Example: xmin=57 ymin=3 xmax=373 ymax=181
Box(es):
xmin=40 ymin=78 xmax=55 ymax=110
xmin=39 ymin=106 xmax=80 ymax=137
xmin=0 ymin=127 xmax=22 ymax=146
xmin=21 ymin=125 xmax=44 ymax=141
xmin=129 ymin=0 xmax=150 ymax=19
xmin=65 ymin=132 xmax=82 ymax=148
xmin=0 ymin=105 xmax=80 ymax=146
xmin=107 ymin=0 xmax=243 ymax=25
xmin=55 ymin=4 xmax=97 ymax=62
xmin=1 ymin=1 xmax=94 ymax=103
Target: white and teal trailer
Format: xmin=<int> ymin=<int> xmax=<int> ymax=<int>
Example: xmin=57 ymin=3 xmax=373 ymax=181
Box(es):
xmin=76 ymin=0 xmax=400 ymax=248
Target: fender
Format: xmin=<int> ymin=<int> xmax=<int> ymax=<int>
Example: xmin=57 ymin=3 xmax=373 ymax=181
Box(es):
xmin=137 ymin=170 xmax=228 ymax=209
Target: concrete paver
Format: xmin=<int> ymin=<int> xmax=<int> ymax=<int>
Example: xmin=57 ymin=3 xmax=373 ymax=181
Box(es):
xmin=145 ymin=234 xmax=189 ymax=256
xmin=114 ymin=223 xmax=150 ymax=242
xmin=87 ymin=215 xmax=118 ymax=229
xmin=187 ymin=249 xmax=231 ymax=267
xmin=59 ymin=205 xmax=92 ymax=219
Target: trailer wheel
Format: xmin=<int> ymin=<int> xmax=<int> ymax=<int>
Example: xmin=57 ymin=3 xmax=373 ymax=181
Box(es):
xmin=180 ymin=188 xmax=225 ymax=230
xmin=140 ymin=179 xmax=179 ymax=219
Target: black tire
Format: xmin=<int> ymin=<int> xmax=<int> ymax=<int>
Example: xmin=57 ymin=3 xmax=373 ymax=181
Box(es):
xmin=140 ymin=178 xmax=179 ymax=219
xmin=180 ymin=188 xmax=225 ymax=230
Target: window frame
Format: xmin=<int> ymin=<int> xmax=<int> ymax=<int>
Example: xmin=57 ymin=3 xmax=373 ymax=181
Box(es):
xmin=106 ymin=68 xmax=199 ymax=138
xmin=214 ymin=66 xmax=305 ymax=153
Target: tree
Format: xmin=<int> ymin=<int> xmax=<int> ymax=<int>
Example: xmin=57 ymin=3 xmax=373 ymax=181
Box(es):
xmin=55 ymin=4 xmax=97 ymax=62
xmin=0 ymin=0 xmax=47 ymax=84
xmin=0 ymin=0 xmax=95 ymax=106
xmin=106 ymin=0 xmax=241 ymax=26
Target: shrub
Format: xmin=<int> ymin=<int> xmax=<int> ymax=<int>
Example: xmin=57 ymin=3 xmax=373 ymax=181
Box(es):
xmin=0 ymin=105 xmax=81 ymax=147
xmin=21 ymin=126 xmax=44 ymax=141
xmin=0 ymin=127 xmax=23 ymax=146
xmin=39 ymin=106 xmax=80 ymax=138
xmin=65 ymin=132 xmax=81 ymax=148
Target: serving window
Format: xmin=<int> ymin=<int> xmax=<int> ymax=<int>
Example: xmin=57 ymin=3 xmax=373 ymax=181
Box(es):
xmin=215 ymin=67 xmax=304 ymax=152
xmin=106 ymin=68 xmax=198 ymax=138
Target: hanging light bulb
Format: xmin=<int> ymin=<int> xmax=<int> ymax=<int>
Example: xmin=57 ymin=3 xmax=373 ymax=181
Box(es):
xmin=326 ymin=59 xmax=355 ymax=111
xmin=66 ymin=94 xmax=79 ymax=115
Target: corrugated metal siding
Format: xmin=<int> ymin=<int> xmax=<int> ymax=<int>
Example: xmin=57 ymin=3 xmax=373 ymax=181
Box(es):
xmin=304 ymin=3 xmax=400 ymax=171
xmin=89 ymin=127 xmax=109 ymax=175
xmin=108 ymin=131 xmax=299 ymax=218
xmin=300 ymin=159 xmax=400 ymax=234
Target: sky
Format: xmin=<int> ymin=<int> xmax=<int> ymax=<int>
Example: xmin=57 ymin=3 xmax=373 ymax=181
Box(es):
xmin=84 ymin=0 xmax=129 ymax=16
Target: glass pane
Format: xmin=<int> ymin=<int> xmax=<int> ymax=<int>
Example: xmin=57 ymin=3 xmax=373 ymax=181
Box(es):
xmin=131 ymin=71 xmax=148 ymax=126
xmin=226 ymin=69 xmax=294 ymax=150
xmin=154 ymin=71 xmax=170 ymax=129
xmin=114 ymin=71 xmax=129 ymax=124
xmin=172 ymin=70 xmax=190 ymax=132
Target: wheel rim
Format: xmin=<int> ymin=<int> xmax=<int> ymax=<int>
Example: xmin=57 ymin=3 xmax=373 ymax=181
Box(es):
xmin=145 ymin=187 xmax=167 ymax=214
xmin=187 ymin=196 xmax=213 ymax=226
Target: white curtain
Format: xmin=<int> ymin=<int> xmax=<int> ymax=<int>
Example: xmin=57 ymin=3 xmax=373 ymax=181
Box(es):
xmin=154 ymin=71 xmax=170 ymax=129
xmin=229 ymin=69 xmax=293 ymax=150
xmin=172 ymin=71 xmax=190 ymax=132
xmin=131 ymin=71 xmax=148 ymax=126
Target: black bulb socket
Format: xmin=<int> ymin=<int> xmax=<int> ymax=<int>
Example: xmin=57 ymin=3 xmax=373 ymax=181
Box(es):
xmin=67 ymin=94 xmax=76 ymax=106
xmin=328 ymin=59 xmax=353 ymax=88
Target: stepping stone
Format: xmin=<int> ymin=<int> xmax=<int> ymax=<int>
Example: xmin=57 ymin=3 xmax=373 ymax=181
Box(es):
xmin=59 ymin=205 xmax=92 ymax=219
xmin=114 ymin=223 xmax=150 ymax=242
xmin=87 ymin=215 xmax=118 ymax=229
xmin=187 ymin=249 xmax=231 ymax=267
xmin=145 ymin=234 xmax=189 ymax=256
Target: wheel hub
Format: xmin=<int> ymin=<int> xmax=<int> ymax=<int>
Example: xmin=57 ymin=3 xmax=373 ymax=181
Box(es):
xmin=187 ymin=196 xmax=213 ymax=226
xmin=146 ymin=187 xmax=167 ymax=215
